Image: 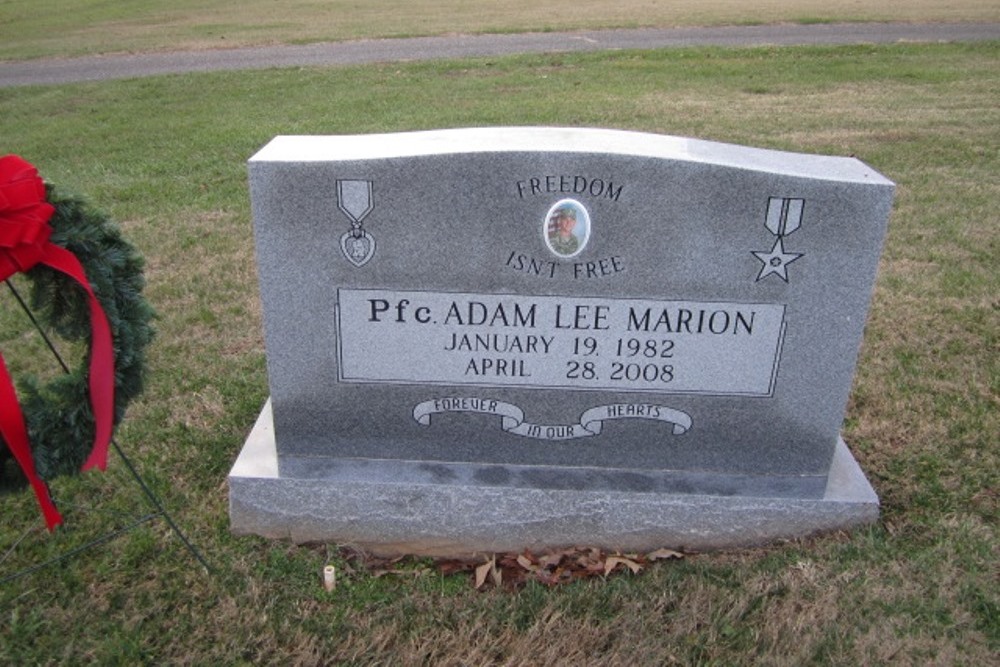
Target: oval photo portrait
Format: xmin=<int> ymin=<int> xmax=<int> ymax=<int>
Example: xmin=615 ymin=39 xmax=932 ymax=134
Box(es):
xmin=543 ymin=199 xmax=590 ymax=259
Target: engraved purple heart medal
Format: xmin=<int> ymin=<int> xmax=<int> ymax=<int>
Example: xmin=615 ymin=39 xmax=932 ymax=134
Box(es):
xmin=336 ymin=179 xmax=376 ymax=267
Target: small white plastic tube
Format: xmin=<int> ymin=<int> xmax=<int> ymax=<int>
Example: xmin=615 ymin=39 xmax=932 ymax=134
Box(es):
xmin=322 ymin=565 xmax=337 ymax=592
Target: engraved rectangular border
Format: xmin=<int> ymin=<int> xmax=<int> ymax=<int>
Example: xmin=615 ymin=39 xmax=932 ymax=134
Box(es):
xmin=335 ymin=288 xmax=786 ymax=398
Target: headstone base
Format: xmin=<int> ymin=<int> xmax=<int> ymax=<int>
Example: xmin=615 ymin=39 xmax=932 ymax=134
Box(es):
xmin=229 ymin=401 xmax=879 ymax=557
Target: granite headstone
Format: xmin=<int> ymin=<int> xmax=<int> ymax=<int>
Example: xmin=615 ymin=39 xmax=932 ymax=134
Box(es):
xmin=229 ymin=127 xmax=892 ymax=555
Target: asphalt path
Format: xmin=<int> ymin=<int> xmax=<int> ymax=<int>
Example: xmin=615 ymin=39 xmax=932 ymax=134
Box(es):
xmin=2 ymin=22 xmax=997 ymax=87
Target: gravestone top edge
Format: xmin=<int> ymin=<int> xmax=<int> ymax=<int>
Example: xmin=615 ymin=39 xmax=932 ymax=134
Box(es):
xmin=248 ymin=127 xmax=894 ymax=186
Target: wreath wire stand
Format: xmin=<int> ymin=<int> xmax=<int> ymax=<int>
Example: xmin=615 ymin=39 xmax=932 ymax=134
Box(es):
xmin=1 ymin=279 xmax=212 ymax=583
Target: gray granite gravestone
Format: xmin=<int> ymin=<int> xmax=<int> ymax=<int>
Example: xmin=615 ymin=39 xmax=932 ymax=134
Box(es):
xmin=229 ymin=127 xmax=892 ymax=556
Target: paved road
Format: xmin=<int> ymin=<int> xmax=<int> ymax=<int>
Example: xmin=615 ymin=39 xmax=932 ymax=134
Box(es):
xmin=2 ymin=22 xmax=997 ymax=87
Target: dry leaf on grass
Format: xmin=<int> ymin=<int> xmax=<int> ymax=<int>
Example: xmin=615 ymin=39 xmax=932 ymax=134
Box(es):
xmin=474 ymin=559 xmax=493 ymax=590
xmin=603 ymin=556 xmax=643 ymax=576
xmin=538 ymin=552 xmax=565 ymax=569
xmin=516 ymin=553 xmax=538 ymax=572
xmin=474 ymin=557 xmax=504 ymax=589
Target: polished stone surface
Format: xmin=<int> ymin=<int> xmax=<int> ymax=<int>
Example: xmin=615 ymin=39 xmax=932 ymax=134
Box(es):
xmin=232 ymin=128 xmax=892 ymax=552
xmin=248 ymin=128 xmax=892 ymax=488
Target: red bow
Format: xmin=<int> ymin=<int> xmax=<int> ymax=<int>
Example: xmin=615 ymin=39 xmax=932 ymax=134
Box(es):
xmin=0 ymin=155 xmax=115 ymax=530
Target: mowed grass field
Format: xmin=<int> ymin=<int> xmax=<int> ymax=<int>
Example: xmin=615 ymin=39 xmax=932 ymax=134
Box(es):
xmin=1 ymin=0 xmax=999 ymax=60
xmin=0 ymin=7 xmax=998 ymax=666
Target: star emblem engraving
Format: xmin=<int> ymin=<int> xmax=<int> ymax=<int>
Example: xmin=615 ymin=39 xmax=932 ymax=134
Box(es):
xmin=752 ymin=237 xmax=803 ymax=282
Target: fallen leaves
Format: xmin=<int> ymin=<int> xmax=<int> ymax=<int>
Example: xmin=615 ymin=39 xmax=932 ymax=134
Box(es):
xmin=454 ymin=546 xmax=684 ymax=590
xmin=338 ymin=546 xmax=684 ymax=591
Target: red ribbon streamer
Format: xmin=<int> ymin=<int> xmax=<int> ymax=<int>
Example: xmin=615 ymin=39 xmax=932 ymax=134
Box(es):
xmin=0 ymin=356 xmax=63 ymax=529
xmin=0 ymin=155 xmax=115 ymax=530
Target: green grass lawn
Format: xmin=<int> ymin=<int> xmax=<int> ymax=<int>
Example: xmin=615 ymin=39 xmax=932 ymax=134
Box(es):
xmin=0 ymin=40 xmax=998 ymax=664
xmin=1 ymin=0 xmax=998 ymax=60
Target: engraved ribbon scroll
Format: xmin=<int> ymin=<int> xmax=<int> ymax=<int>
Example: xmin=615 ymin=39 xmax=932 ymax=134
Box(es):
xmin=413 ymin=398 xmax=692 ymax=441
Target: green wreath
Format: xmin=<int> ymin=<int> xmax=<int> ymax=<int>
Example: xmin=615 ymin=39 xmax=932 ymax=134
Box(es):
xmin=1 ymin=184 xmax=154 ymax=489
